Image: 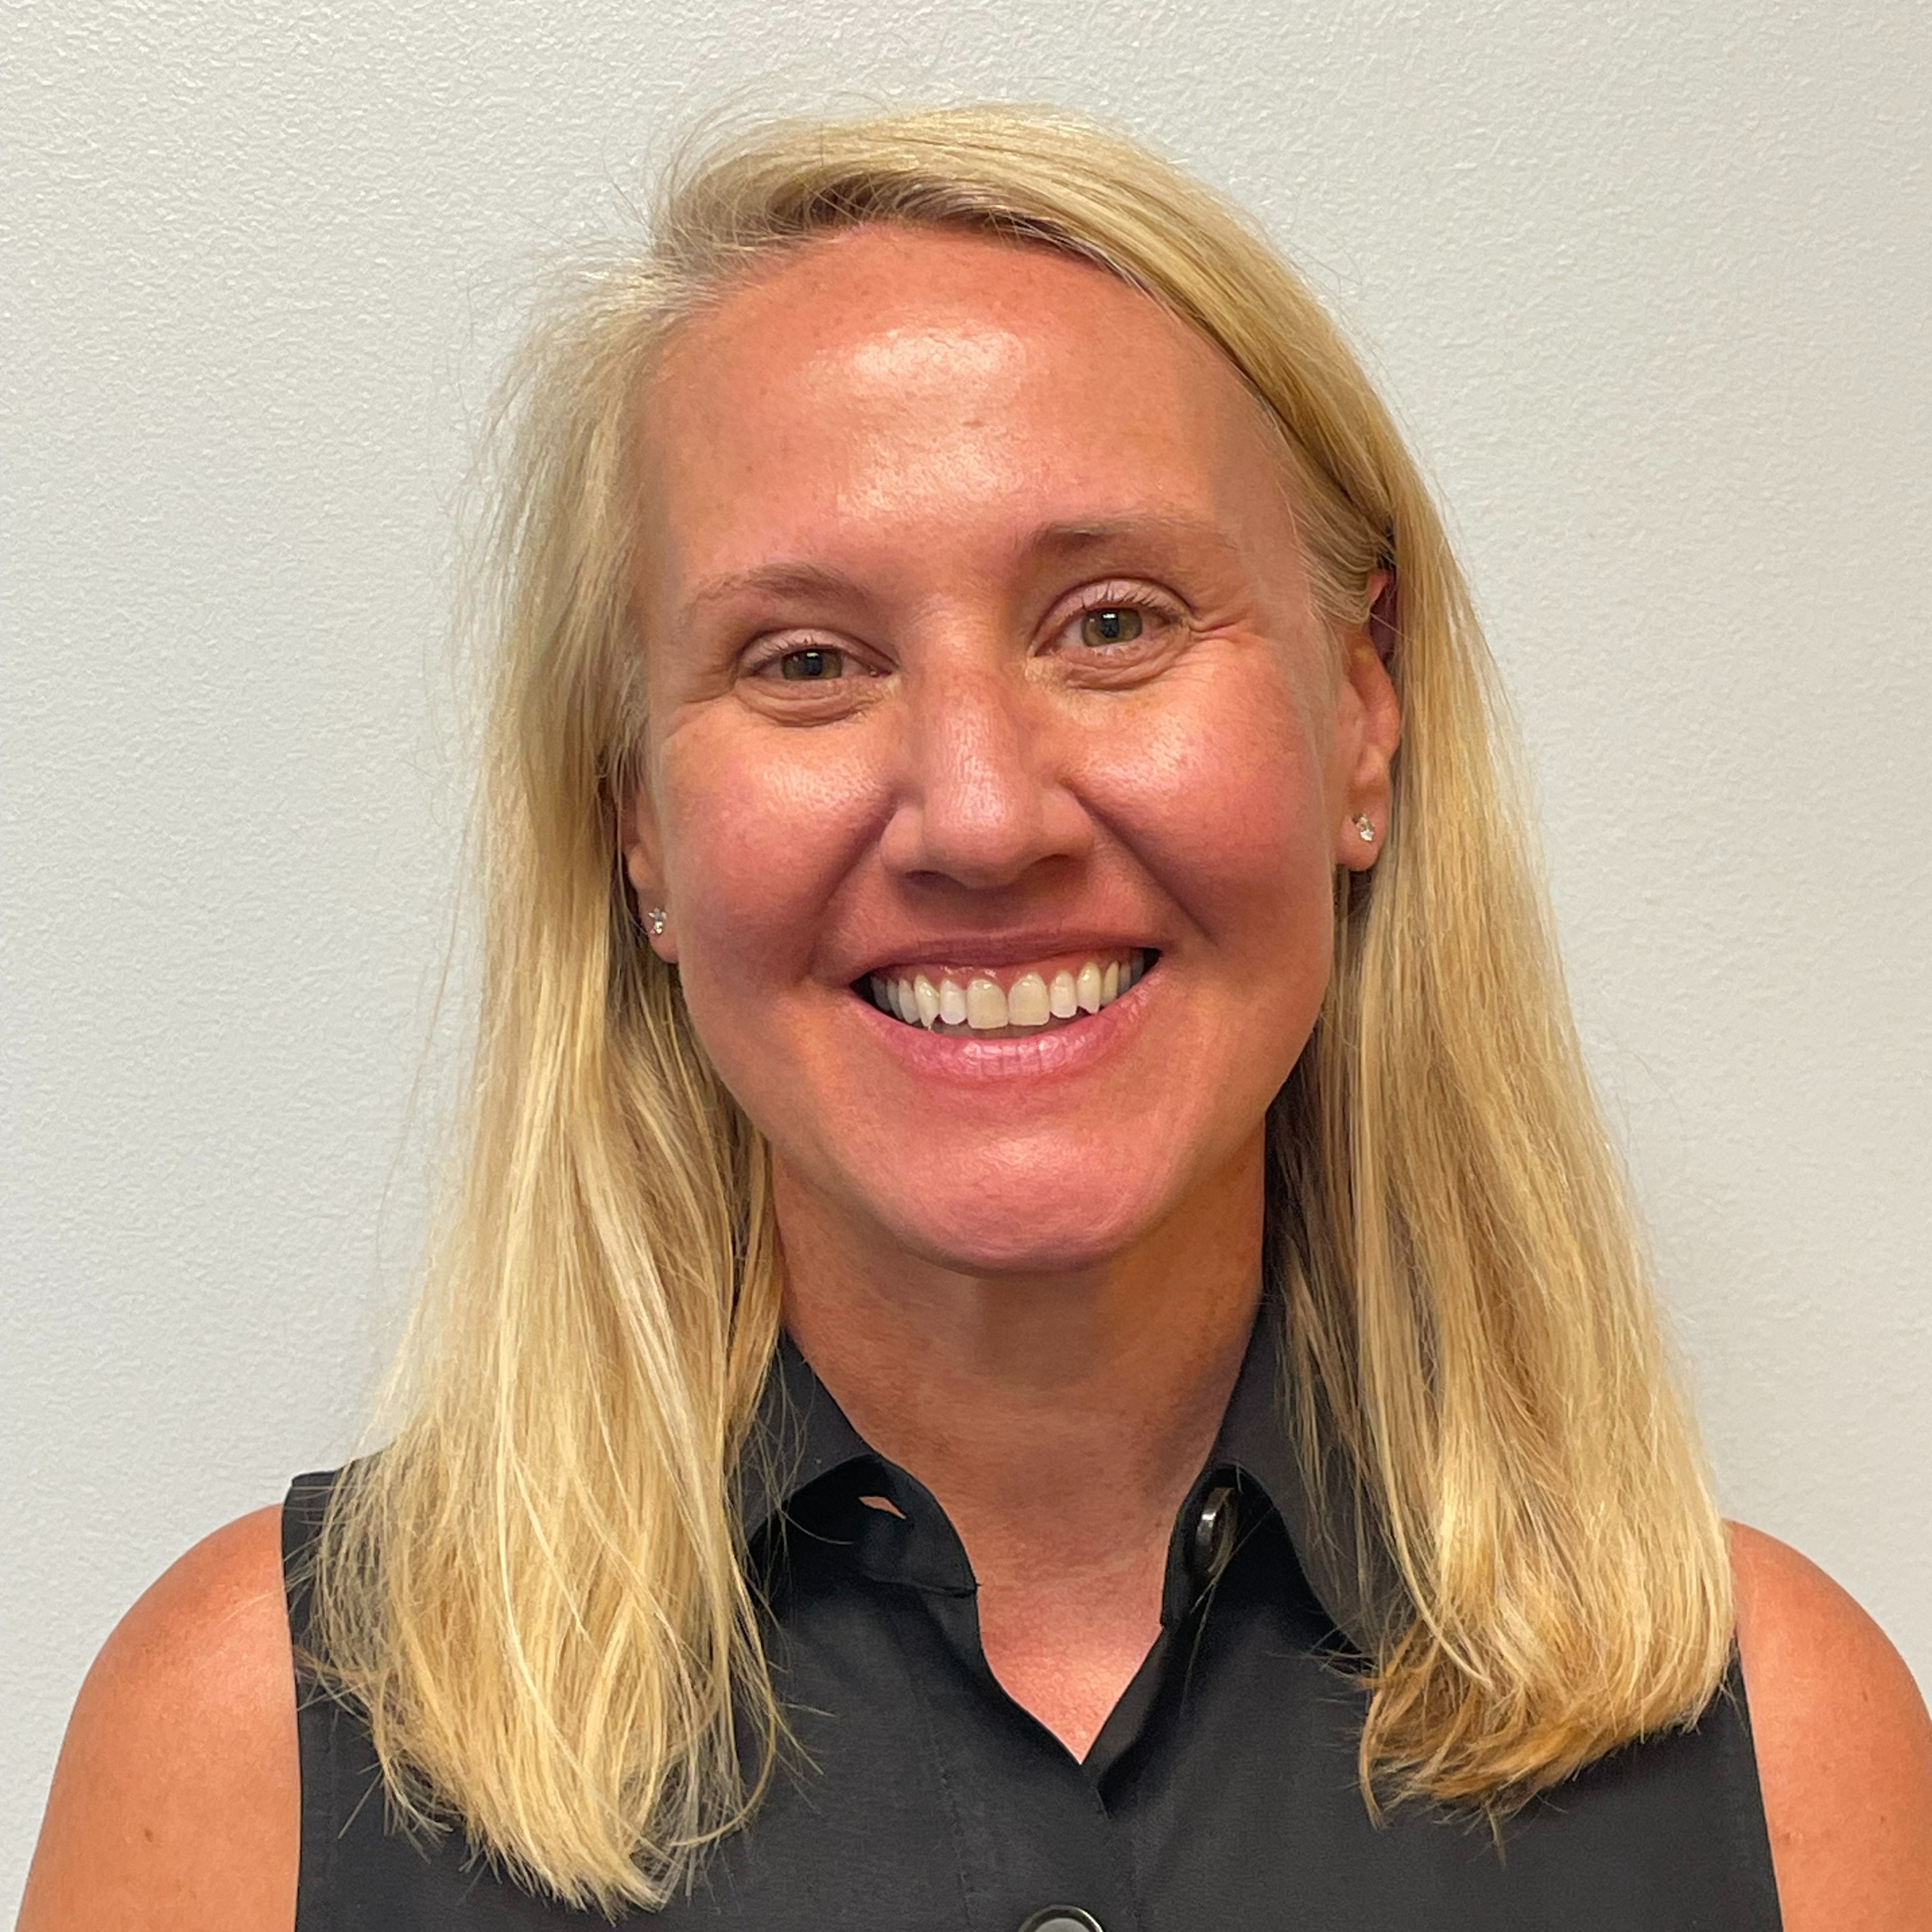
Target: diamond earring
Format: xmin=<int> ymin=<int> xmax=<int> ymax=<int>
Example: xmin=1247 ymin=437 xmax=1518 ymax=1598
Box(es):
xmin=644 ymin=905 xmax=667 ymax=937
xmin=1353 ymin=814 xmax=1377 ymax=843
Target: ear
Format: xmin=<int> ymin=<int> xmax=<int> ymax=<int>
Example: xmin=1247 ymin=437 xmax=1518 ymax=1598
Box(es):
xmin=620 ymin=778 xmax=678 ymax=963
xmin=1334 ymin=568 xmax=1402 ymax=871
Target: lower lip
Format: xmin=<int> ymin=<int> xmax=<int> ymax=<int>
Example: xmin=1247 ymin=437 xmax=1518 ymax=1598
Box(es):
xmin=850 ymin=970 xmax=1153 ymax=1084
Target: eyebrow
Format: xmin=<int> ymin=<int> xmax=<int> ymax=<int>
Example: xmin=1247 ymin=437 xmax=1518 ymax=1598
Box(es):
xmin=675 ymin=513 xmax=1243 ymax=629
xmin=1027 ymin=514 xmax=1241 ymax=556
xmin=678 ymin=561 xmax=867 ymax=627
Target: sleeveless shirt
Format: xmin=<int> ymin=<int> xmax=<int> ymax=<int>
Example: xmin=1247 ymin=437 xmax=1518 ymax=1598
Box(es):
xmin=282 ymin=1308 xmax=1784 ymax=1930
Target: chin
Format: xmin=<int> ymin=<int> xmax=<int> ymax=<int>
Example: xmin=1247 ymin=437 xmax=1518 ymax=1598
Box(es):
xmin=858 ymin=1157 xmax=1183 ymax=1280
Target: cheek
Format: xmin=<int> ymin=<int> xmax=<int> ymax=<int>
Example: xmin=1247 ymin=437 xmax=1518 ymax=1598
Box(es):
xmin=654 ymin=716 xmax=879 ymax=988
xmin=1091 ymin=663 xmax=1337 ymax=972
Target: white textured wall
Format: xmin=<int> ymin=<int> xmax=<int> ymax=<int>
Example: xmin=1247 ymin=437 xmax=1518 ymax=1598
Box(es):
xmin=6 ymin=0 xmax=1927 ymax=1901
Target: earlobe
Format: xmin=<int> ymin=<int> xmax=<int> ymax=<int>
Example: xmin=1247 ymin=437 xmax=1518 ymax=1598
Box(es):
xmin=629 ymin=872 xmax=676 ymax=961
xmin=621 ymin=775 xmax=664 ymax=901
xmin=621 ymin=792 xmax=677 ymax=961
xmin=1337 ymin=804 xmax=1383 ymax=872
xmin=1337 ymin=624 xmax=1400 ymax=871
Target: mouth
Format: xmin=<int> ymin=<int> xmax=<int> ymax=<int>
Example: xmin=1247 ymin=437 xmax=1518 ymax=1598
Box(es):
xmin=854 ymin=947 xmax=1154 ymax=1040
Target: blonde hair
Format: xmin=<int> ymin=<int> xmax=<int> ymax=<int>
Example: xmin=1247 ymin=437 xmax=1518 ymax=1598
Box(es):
xmin=311 ymin=104 xmax=1733 ymax=1912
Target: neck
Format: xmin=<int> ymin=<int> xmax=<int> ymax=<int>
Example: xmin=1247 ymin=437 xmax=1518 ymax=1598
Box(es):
xmin=776 ymin=1132 xmax=1265 ymax=1585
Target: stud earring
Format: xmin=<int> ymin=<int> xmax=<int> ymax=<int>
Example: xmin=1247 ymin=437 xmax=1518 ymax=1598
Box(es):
xmin=644 ymin=905 xmax=667 ymax=937
xmin=1353 ymin=814 xmax=1377 ymax=843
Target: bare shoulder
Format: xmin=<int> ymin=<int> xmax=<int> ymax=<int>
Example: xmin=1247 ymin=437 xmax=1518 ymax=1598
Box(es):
xmin=19 ymin=1505 xmax=300 ymax=1932
xmin=1729 ymin=1522 xmax=1932 ymax=1932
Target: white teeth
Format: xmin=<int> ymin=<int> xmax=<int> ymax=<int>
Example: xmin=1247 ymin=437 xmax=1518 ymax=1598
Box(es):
xmin=1007 ymin=971 xmax=1050 ymax=1027
xmin=871 ymin=952 xmax=1151 ymax=1031
xmin=965 ymin=976 xmax=1008 ymax=1030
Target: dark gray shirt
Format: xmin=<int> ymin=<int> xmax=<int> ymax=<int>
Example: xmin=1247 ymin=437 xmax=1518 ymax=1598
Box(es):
xmin=283 ymin=1307 xmax=1782 ymax=1929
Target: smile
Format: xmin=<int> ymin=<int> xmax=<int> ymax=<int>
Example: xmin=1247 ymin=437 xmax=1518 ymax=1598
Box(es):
xmin=859 ymin=949 xmax=1153 ymax=1039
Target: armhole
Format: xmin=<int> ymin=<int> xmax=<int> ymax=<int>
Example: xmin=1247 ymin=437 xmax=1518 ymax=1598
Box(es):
xmin=281 ymin=1471 xmax=346 ymax=1932
xmin=1715 ymin=1644 xmax=1791 ymax=1931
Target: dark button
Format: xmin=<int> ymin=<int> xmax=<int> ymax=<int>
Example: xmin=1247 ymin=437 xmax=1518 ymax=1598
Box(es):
xmin=1017 ymin=1913 xmax=1105 ymax=1932
xmin=1189 ymin=1481 xmax=1239 ymax=1586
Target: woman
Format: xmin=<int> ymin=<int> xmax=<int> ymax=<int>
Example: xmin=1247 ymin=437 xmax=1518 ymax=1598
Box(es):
xmin=22 ymin=107 xmax=1931 ymax=1930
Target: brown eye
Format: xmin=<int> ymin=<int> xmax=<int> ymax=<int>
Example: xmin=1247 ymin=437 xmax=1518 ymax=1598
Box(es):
xmin=778 ymin=647 xmax=847 ymax=680
xmin=1080 ymin=606 xmax=1144 ymax=647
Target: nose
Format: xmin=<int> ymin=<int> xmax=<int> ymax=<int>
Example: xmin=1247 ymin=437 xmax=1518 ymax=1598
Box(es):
xmin=877 ymin=656 xmax=1092 ymax=891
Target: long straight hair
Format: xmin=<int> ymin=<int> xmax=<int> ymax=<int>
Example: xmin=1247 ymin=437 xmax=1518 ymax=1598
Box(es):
xmin=310 ymin=105 xmax=1733 ymax=1912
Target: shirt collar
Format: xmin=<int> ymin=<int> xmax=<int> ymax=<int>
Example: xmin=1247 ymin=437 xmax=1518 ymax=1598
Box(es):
xmin=733 ymin=1294 xmax=1385 ymax=1655
xmin=1201 ymin=1292 xmax=1388 ymax=1655
xmin=734 ymin=1329 xmax=873 ymax=1540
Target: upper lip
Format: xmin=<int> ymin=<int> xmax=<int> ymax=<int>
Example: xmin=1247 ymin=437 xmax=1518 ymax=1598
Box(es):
xmin=842 ymin=930 xmax=1157 ymax=980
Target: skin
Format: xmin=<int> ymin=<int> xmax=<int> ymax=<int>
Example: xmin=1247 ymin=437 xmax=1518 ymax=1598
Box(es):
xmin=22 ymin=226 xmax=1932 ymax=1929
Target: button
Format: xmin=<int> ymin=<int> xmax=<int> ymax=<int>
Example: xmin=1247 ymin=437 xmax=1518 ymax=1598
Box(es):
xmin=1189 ymin=1480 xmax=1239 ymax=1586
xmin=1017 ymin=1913 xmax=1105 ymax=1932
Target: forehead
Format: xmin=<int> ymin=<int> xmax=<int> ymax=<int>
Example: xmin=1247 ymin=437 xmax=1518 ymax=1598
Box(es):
xmin=634 ymin=224 xmax=1287 ymax=545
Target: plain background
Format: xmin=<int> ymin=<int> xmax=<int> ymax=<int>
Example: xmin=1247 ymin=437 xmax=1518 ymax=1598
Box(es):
xmin=5 ymin=0 xmax=1928 ymax=1905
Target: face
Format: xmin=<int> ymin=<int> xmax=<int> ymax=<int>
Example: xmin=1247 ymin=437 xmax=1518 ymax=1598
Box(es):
xmin=625 ymin=226 xmax=1397 ymax=1277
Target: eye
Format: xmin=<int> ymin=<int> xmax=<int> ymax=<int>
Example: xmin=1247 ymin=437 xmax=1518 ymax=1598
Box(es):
xmin=739 ymin=632 xmax=884 ymax=714
xmin=1054 ymin=584 xmax=1185 ymax=661
xmin=1080 ymin=606 xmax=1144 ymax=647
xmin=769 ymin=646 xmax=852 ymax=681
